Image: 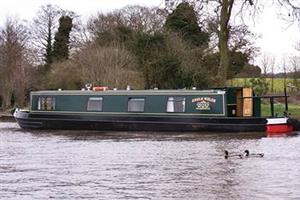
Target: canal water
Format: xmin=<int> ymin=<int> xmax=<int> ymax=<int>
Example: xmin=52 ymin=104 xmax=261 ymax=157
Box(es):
xmin=1 ymin=122 xmax=300 ymax=200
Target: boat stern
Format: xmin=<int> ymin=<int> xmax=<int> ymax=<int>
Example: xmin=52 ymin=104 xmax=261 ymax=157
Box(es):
xmin=266 ymin=117 xmax=294 ymax=136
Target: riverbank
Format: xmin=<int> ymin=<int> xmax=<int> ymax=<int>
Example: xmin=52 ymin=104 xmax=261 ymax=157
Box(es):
xmin=0 ymin=112 xmax=15 ymax=122
xmin=261 ymin=103 xmax=300 ymax=119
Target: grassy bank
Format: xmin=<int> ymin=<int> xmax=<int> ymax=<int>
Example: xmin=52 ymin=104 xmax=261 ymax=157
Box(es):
xmin=261 ymin=103 xmax=300 ymax=119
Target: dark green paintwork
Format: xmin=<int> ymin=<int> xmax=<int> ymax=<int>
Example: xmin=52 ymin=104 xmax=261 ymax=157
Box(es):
xmin=253 ymin=98 xmax=261 ymax=117
xmin=30 ymin=88 xmax=261 ymax=117
xmin=226 ymin=87 xmax=240 ymax=117
xmin=31 ymin=90 xmax=226 ymax=116
xmin=225 ymin=87 xmax=239 ymax=105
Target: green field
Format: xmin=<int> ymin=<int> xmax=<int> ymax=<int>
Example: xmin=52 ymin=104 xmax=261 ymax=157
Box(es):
xmin=228 ymin=78 xmax=298 ymax=93
xmin=261 ymin=103 xmax=300 ymax=118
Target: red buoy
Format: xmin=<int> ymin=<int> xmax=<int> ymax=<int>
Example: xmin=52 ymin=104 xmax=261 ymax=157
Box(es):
xmin=93 ymin=86 xmax=109 ymax=91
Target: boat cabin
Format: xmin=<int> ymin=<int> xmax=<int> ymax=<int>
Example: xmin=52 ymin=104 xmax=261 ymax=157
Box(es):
xmin=29 ymin=87 xmax=261 ymax=118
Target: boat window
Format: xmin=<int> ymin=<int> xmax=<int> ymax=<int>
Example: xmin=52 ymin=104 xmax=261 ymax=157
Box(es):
xmin=38 ymin=97 xmax=55 ymax=110
xmin=87 ymin=97 xmax=103 ymax=111
xmin=128 ymin=98 xmax=145 ymax=112
xmin=166 ymin=97 xmax=185 ymax=112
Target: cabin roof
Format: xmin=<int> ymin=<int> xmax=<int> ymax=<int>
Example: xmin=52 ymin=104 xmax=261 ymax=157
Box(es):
xmin=31 ymin=89 xmax=226 ymax=96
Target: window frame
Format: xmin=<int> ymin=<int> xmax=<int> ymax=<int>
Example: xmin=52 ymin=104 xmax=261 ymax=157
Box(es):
xmin=166 ymin=96 xmax=186 ymax=113
xmin=37 ymin=96 xmax=55 ymax=111
xmin=87 ymin=97 xmax=103 ymax=112
xmin=127 ymin=98 xmax=145 ymax=112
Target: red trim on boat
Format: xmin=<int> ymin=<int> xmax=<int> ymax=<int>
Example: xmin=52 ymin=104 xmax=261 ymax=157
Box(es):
xmin=266 ymin=124 xmax=293 ymax=135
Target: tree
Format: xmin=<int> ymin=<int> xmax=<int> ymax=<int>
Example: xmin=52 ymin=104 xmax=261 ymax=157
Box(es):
xmin=292 ymin=42 xmax=300 ymax=90
xmin=130 ymin=32 xmax=167 ymax=88
xmin=207 ymin=20 xmax=258 ymax=78
xmin=86 ymin=5 xmax=212 ymax=89
xmin=281 ymin=57 xmax=291 ymax=92
xmin=235 ymin=63 xmax=261 ymax=78
xmin=165 ymin=0 xmax=300 ymax=86
xmin=46 ymin=60 xmax=81 ymax=89
xmin=73 ymin=42 xmax=143 ymax=89
xmin=120 ymin=5 xmax=167 ymax=33
xmin=68 ymin=18 xmax=92 ymax=50
xmin=87 ymin=6 xmax=167 ymax=46
xmin=215 ymin=0 xmax=234 ymax=85
xmin=259 ymin=53 xmax=275 ymax=92
xmin=269 ymin=55 xmax=276 ymax=93
xmin=130 ymin=31 xmax=211 ymax=89
xmin=88 ymin=11 xmax=131 ymax=46
xmin=260 ymin=53 xmax=271 ymax=78
xmin=31 ymin=4 xmax=61 ymax=66
xmin=164 ymin=32 xmax=211 ymax=88
xmin=52 ymin=15 xmax=73 ymax=61
xmin=289 ymin=56 xmax=300 ymax=90
xmin=228 ymin=24 xmax=258 ymax=59
xmin=201 ymin=50 xmax=249 ymax=79
xmin=166 ymin=0 xmax=243 ymax=86
xmin=247 ymin=78 xmax=269 ymax=96
xmin=165 ymin=2 xmax=209 ymax=47
xmin=0 ymin=18 xmax=31 ymax=109
xmin=228 ymin=51 xmax=249 ymax=79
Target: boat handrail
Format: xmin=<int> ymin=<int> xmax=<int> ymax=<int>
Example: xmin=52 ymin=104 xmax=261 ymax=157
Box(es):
xmin=239 ymin=94 xmax=289 ymax=118
xmin=239 ymin=95 xmax=289 ymax=99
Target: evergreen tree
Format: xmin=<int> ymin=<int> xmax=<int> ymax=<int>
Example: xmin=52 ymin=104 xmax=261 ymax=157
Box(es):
xmin=52 ymin=16 xmax=73 ymax=61
xmin=130 ymin=32 xmax=197 ymax=89
xmin=156 ymin=56 xmax=192 ymax=89
xmin=45 ymin=32 xmax=53 ymax=65
xmin=165 ymin=2 xmax=209 ymax=47
xmin=130 ymin=32 xmax=166 ymax=89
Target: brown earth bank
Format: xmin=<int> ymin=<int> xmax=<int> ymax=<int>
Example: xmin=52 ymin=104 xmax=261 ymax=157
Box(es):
xmin=0 ymin=112 xmax=15 ymax=122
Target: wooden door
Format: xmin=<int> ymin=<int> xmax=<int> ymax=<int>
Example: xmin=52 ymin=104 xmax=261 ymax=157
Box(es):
xmin=243 ymin=88 xmax=253 ymax=117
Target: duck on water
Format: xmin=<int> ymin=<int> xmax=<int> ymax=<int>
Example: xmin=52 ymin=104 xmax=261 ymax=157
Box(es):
xmin=224 ymin=150 xmax=243 ymax=159
xmin=224 ymin=150 xmax=264 ymax=159
xmin=244 ymin=150 xmax=264 ymax=158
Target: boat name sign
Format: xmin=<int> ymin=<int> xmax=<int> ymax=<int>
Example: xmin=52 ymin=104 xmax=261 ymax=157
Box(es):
xmin=192 ymin=97 xmax=216 ymax=111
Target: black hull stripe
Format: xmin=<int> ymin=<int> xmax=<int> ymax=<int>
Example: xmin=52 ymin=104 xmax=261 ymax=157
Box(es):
xmin=14 ymin=110 xmax=267 ymax=132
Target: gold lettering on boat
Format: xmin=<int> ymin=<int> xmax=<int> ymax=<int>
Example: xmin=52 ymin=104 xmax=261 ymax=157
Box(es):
xmin=192 ymin=97 xmax=216 ymax=110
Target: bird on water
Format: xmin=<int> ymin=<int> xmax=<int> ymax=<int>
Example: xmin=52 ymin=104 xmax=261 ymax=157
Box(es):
xmin=224 ymin=150 xmax=264 ymax=159
xmin=224 ymin=150 xmax=243 ymax=159
xmin=244 ymin=150 xmax=264 ymax=158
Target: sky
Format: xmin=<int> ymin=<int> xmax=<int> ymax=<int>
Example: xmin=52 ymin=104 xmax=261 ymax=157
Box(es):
xmin=0 ymin=0 xmax=163 ymax=22
xmin=0 ymin=0 xmax=299 ymax=70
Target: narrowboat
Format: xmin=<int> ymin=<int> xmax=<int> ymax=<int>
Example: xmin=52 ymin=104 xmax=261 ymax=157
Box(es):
xmin=13 ymin=87 xmax=298 ymax=132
